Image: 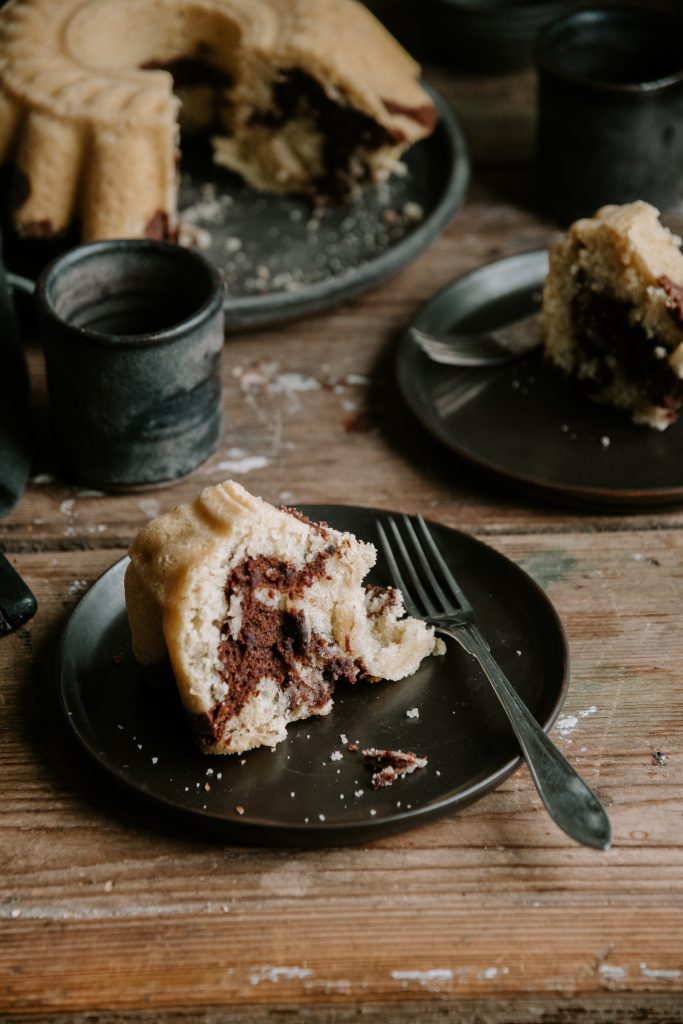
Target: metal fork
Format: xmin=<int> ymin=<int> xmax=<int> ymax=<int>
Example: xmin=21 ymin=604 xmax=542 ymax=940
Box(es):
xmin=411 ymin=310 xmax=544 ymax=367
xmin=377 ymin=515 xmax=612 ymax=851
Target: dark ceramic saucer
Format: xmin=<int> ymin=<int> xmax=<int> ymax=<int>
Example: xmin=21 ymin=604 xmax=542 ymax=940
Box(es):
xmin=57 ymin=505 xmax=567 ymax=847
xmin=399 ymin=250 xmax=683 ymax=511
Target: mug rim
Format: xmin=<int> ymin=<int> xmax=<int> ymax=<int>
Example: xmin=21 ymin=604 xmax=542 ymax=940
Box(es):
xmin=537 ymin=6 xmax=683 ymax=94
xmin=35 ymin=238 xmax=224 ymax=349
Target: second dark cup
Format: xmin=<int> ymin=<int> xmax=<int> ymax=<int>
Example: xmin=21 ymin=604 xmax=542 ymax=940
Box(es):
xmin=537 ymin=6 xmax=683 ymax=224
xmin=36 ymin=240 xmax=224 ymax=490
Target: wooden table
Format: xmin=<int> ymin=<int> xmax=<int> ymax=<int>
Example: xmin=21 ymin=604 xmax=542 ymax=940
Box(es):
xmin=2 ymin=60 xmax=683 ymax=1024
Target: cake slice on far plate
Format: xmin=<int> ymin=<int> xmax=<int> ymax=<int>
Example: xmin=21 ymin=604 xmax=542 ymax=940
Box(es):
xmin=543 ymin=201 xmax=683 ymax=430
xmin=124 ymin=481 xmax=438 ymax=754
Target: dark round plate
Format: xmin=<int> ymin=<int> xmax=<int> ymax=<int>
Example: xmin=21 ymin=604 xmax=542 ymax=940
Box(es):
xmin=58 ymin=505 xmax=568 ymax=846
xmin=399 ymin=250 xmax=683 ymax=510
xmin=179 ymin=85 xmax=469 ymax=329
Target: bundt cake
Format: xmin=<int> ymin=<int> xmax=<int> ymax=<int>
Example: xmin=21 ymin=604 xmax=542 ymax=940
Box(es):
xmin=0 ymin=0 xmax=436 ymax=242
xmin=124 ymin=481 xmax=438 ymax=755
xmin=543 ymin=201 xmax=683 ymax=430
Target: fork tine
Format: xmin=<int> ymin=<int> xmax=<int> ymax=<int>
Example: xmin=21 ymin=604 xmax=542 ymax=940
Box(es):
xmin=386 ymin=518 xmax=439 ymax=618
xmin=434 ymin=368 xmax=503 ymax=417
xmin=378 ymin=520 xmax=438 ymax=614
xmin=401 ymin=515 xmax=455 ymax=615
xmin=413 ymin=329 xmax=461 ymax=357
xmin=416 ymin=515 xmax=473 ymax=615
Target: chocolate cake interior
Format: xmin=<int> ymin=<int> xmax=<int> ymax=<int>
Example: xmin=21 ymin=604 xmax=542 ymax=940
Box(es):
xmin=208 ymin=552 xmax=359 ymax=748
xmin=146 ymin=54 xmax=402 ymax=201
xmin=570 ymin=272 xmax=683 ymax=412
xmin=251 ymin=68 xmax=397 ymax=198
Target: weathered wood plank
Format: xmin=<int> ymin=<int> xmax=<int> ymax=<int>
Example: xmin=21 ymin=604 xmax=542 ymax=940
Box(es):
xmin=7 ymin=995 xmax=683 ymax=1024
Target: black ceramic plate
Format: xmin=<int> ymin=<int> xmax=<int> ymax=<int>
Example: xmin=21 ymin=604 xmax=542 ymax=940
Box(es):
xmin=58 ymin=505 xmax=567 ymax=846
xmin=399 ymin=250 xmax=683 ymax=510
xmin=179 ymin=86 xmax=468 ymax=329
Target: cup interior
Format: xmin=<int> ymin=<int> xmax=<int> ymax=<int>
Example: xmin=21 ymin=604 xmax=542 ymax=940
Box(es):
xmin=539 ymin=8 xmax=683 ymax=87
xmin=40 ymin=241 xmax=220 ymax=339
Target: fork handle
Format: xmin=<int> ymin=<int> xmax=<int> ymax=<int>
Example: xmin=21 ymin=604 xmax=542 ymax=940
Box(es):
xmin=440 ymin=625 xmax=612 ymax=851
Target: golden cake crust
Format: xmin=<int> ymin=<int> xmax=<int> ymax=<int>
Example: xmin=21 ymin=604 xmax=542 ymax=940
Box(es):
xmin=0 ymin=0 xmax=435 ymax=240
xmin=543 ymin=202 xmax=683 ymax=430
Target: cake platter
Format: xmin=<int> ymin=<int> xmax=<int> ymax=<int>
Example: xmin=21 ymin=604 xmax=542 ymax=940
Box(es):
xmin=57 ymin=505 xmax=568 ymax=847
xmin=5 ymin=87 xmax=468 ymax=331
xmin=399 ymin=250 xmax=683 ymax=510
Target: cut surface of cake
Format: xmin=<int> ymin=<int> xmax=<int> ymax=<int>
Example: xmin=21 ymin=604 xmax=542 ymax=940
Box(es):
xmin=0 ymin=0 xmax=436 ymax=242
xmin=124 ymin=481 xmax=438 ymax=754
xmin=543 ymin=201 xmax=683 ymax=430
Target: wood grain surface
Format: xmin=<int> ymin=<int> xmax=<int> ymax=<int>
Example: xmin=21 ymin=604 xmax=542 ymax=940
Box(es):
xmin=1 ymin=54 xmax=683 ymax=1024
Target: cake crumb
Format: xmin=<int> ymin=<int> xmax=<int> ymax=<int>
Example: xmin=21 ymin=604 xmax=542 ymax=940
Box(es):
xmin=235 ymin=805 xmax=245 ymax=815
xmin=330 ymin=750 xmax=343 ymax=762
xmin=600 ymin=435 xmax=611 ymax=447
xmin=403 ymin=201 xmax=424 ymax=223
xmin=406 ymin=707 xmax=420 ymax=719
xmin=362 ymin=747 xmax=428 ymax=789
xmin=347 ymin=742 xmax=359 ymax=752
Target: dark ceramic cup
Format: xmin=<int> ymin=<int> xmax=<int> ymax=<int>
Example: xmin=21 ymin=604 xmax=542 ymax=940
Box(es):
xmin=36 ymin=240 xmax=224 ymax=490
xmin=536 ymin=6 xmax=683 ymax=223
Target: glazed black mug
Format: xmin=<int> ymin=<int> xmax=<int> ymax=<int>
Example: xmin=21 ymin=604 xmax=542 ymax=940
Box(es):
xmin=36 ymin=240 xmax=224 ymax=489
xmin=537 ymin=6 xmax=683 ymax=223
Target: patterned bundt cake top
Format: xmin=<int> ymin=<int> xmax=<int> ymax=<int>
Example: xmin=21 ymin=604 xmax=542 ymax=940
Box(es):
xmin=0 ymin=0 xmax=432 ymax=131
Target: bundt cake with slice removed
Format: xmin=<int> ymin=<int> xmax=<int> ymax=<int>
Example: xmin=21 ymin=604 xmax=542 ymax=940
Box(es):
xmin=0 ymin=0 xmax=436 ymax=243
xmin=543 ymin=201 xmax=683 ymax=430
xmin=124 ymin=481 xmax=438 ymax=755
